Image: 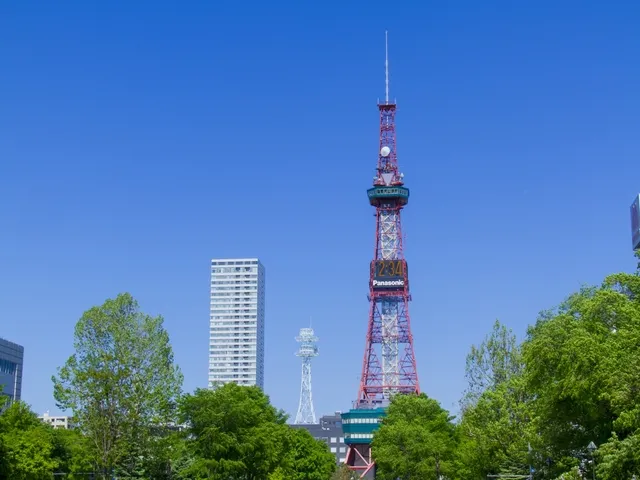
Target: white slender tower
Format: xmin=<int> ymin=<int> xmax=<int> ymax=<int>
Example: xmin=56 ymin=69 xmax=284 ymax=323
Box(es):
xmin=294 ymin=327 xmax=319 ymax=424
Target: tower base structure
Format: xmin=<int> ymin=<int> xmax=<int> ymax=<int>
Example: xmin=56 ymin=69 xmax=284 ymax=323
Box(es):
xmin=341 ymin=407 xmax=386 ymax=479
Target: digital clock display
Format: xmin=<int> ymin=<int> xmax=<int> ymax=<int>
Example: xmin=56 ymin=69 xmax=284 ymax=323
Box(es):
xmin=371 ymin=260 xmax=407 ymax=291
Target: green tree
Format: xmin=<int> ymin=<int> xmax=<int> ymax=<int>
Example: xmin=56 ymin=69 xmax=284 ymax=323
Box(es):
xmin=0 ymin=401 xmax=58 ymax=480
xmin=551 ymin=467 xmax=583 ymax=480
xmin=166 ymin=434 xmax=198 ymax=480
xmin=595 ymin=432 xmax=640 ymax=479
xmin=456 ymin=320 xmax=532 ymax=479
xmin=50 ymin=427 xmax=95 ymax=479
xmin=522 ymin=267 xmax=640 ymax=478
xmin=462 ymin=319 xmax=523 ymax=409
xmin=277 ymin=428 xmax=336 ymax=480
xmin=456 ymin=377 xmax=533 ymax=479
xmin=137 ymin=430 xmax=195 ymax=480
xmin=371 ymin=393 xmax=458 ymax=480
xmin=0 ymin=396 xmax=5 ymax=477
xmin=52 ymin=293 xmax=183 ymax=478
xmin=329 ymin=464 xmax=359 ymax=480
xmin=179 ymin=384 xmax=290 ymax=480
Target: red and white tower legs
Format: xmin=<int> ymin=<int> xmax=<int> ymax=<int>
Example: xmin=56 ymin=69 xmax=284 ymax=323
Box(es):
xmin=343 ymin=33 xmax=420 ymax=479
xmin=358 ymin=102 xmax=419 ymax=404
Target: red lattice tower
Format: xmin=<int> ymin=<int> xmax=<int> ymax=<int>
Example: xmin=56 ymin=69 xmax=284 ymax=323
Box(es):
xmin=358 ymin=38 xmax=419 ymax=406
xmin=343 ymin=33 xmax=420 ymax=480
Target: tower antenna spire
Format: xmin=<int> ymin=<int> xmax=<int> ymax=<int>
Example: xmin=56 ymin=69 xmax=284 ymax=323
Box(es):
xmin=385 ymin=30 xmax=389 ymax=104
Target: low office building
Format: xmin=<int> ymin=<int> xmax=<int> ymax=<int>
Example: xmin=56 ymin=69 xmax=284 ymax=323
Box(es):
xmin=291 ymin=412 xmax=348 ymax=464
xmin=0 ymin=337 xmax=24 ymax=404
xmin=39 ymin=411 xmax=75 ymax=430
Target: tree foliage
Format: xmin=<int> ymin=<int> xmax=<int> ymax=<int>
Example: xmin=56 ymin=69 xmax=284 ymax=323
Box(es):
xmin=274 ymin=428 xmax=336 ymax=480
xmin=50 ymin=427 xmax=95 ymax=479
xmin=329 ymin=464 xmax=359 ymax=480
xmin=0 ymin=401 xmax=58 ymax=480
xmin=3 ymin=259 xmax=639 ymax=479
xmin=180 ymin=384 xmax=335 ymax=480
xmin=372 ymin=393 xmax=458 ymax=480
xmin=180 ymin=384 xmax=288 ymax=479
xmin=453 ymin=264 xmax=640 ymax=479
xmin=462 ymin=319 xmax=523 ymax=409
xmin=457 ymin=378 xmax=533 ymax=479
xmin=522 ymin=270 xmax=640 ymax=478
xmin=52 ymin=292 xmax=183 ymax=477
xmin=456 ymin=320 xmax=531 ymax=479
xmin=2 ymin=294 xmax=337 ymax=480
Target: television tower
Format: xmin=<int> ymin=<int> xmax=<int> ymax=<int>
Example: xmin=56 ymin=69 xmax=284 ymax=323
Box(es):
xmin=359 ymin=31 xmax=419 ymax=405
xmin=294 ymin=327 xmax=319 ymax=424
xmin=342 ymin=32 xmax=420 ymax=479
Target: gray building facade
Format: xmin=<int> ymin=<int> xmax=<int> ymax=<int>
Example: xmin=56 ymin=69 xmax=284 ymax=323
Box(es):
xmin=0 ymin=338 xmax=24 ymax=403
xmin=291 ymin=412 xmax=348 ymax=465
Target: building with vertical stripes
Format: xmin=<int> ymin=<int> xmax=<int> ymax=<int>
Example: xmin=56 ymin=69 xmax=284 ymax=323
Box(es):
xmin=209 ymin=258 xmax=265 ymax=388
xmin=0 ymin=338 xmax=24 ymax=404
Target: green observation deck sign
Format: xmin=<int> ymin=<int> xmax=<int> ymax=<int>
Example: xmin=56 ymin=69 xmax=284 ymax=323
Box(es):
xmin=367 ymin=186 xmax=409 ymax=206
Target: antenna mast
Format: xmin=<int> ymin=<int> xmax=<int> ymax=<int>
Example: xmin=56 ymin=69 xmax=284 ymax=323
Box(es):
xmin=294 ymin=327 xmax=319 ymax=424
xmin=385 ymin=30 xmax=389 ymax=104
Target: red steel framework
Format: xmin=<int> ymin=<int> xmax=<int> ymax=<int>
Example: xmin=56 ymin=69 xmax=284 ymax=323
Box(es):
xmin=344 ymin=34 xmax=420 ymax=479
xmin=357 ymin=101 xmax=420 ymax=404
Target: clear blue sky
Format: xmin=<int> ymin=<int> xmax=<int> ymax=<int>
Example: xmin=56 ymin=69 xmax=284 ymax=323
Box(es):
xmin=1 ymin=0 xmax=639 ymax=420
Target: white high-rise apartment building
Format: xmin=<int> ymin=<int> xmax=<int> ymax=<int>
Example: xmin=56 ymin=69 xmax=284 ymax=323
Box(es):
xmin=209 ymin=258 xmax=265 ymax=389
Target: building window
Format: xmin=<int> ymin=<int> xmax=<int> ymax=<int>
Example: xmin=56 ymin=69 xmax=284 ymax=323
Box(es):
xmin=331 ymin=447 xmax=337 ymax=453
xmin=330 ymin=437 xmax=337 ymax=443
xmin=0 ymin=359 xmax=16 ymax=375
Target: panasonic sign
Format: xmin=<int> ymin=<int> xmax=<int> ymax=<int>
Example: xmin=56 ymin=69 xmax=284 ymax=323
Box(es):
xmin=372 ymin=279 xmax=404 ymax=288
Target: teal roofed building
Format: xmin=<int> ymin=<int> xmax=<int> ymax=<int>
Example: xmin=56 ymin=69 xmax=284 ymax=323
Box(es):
xmin=341 ymin=407 xmax=386 ymax=479
xmin=341 ymin=408 xmax=386 ymax=445
xmin=342 ymin=408 xmax=385 ymax=445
